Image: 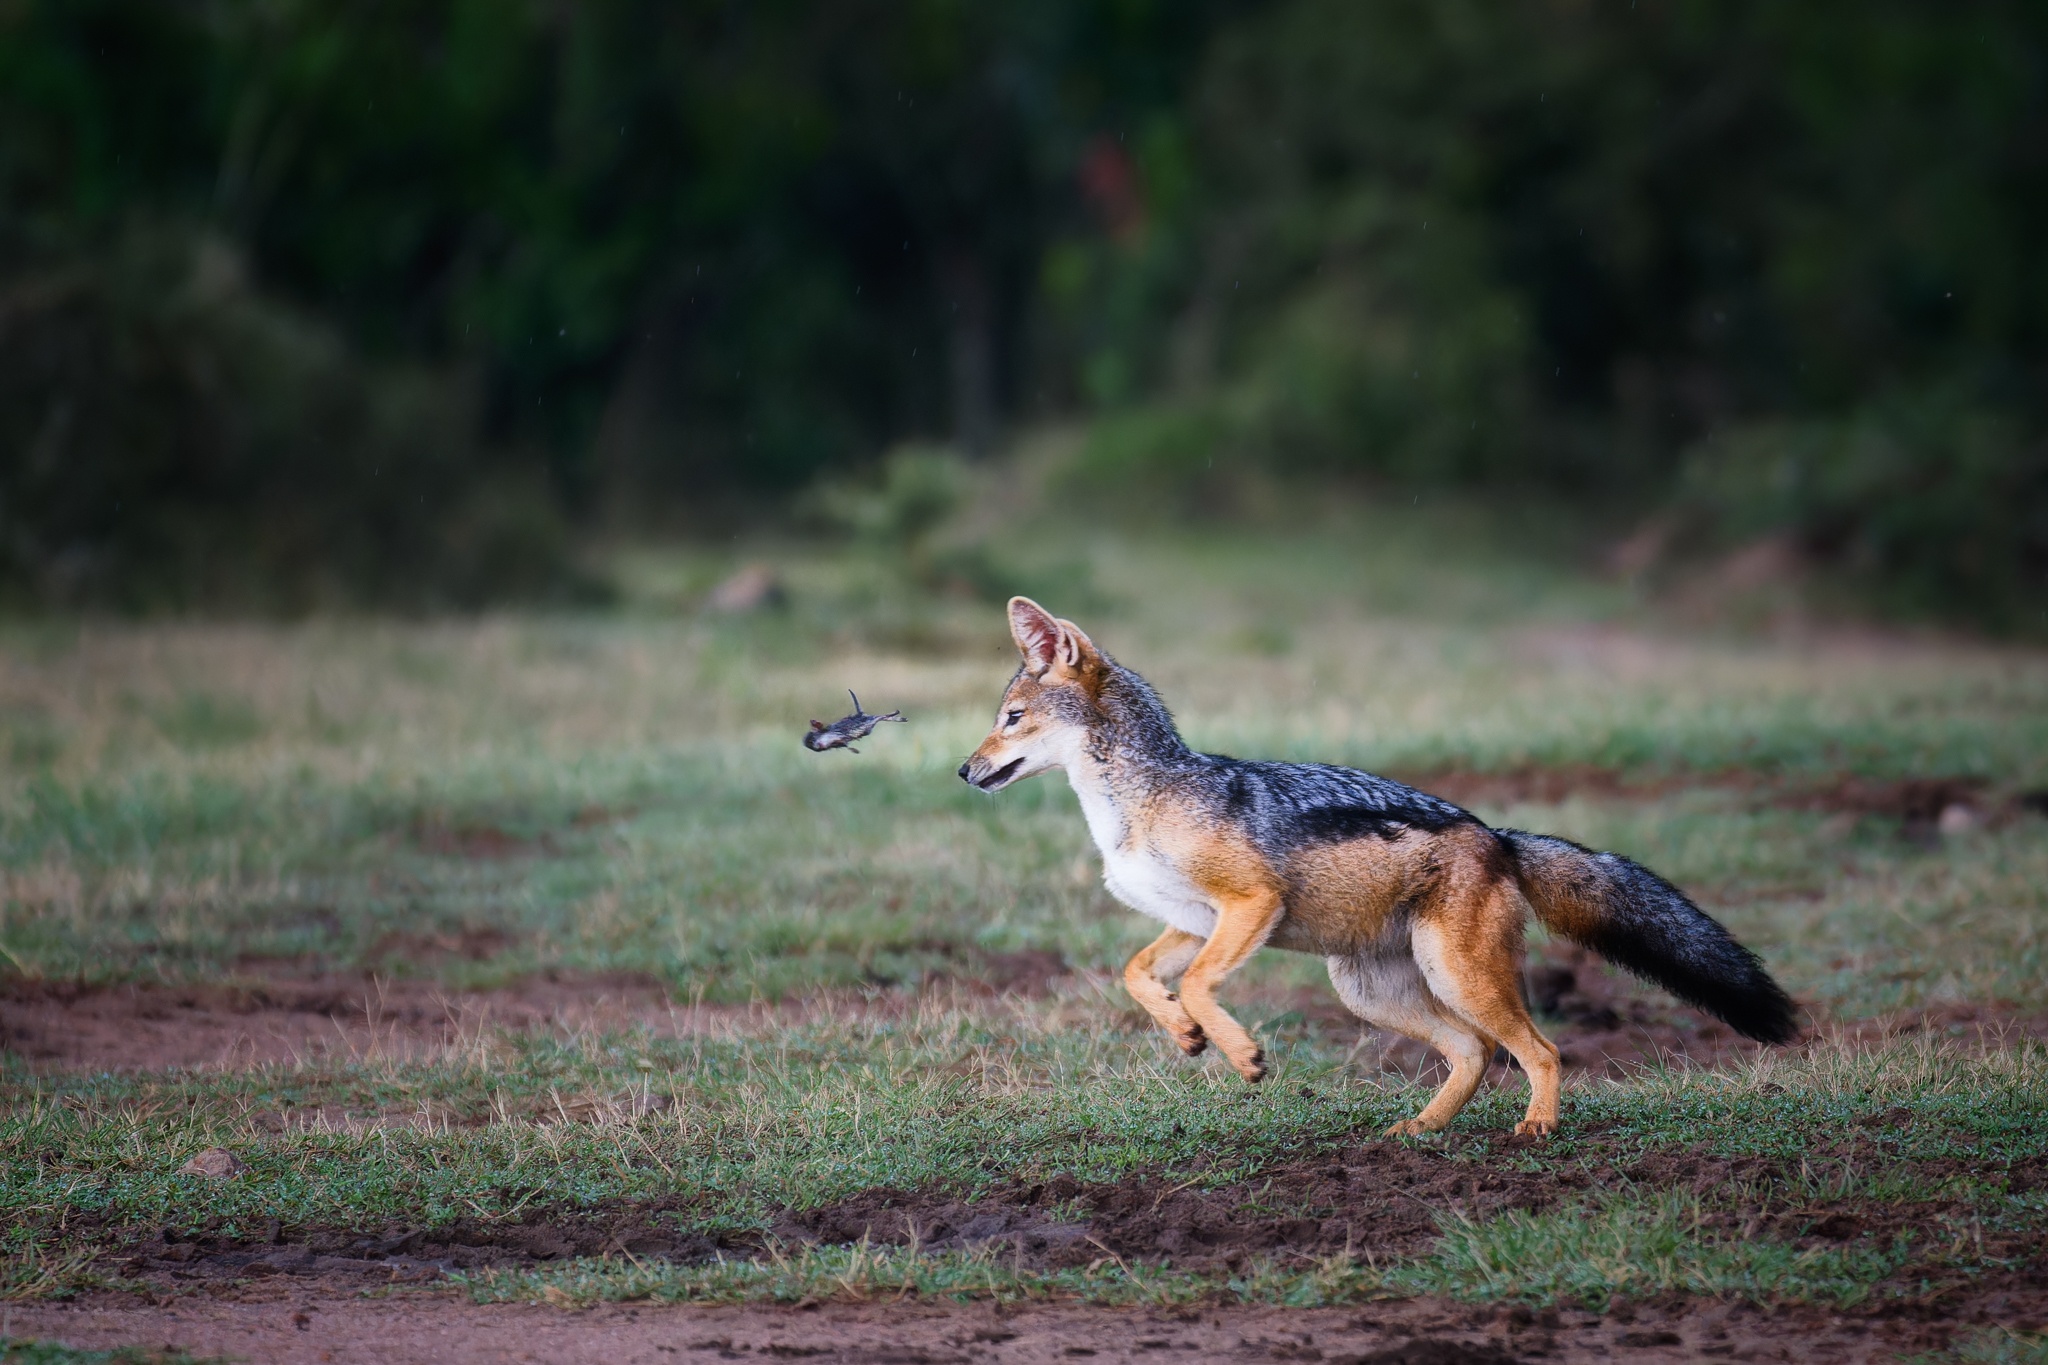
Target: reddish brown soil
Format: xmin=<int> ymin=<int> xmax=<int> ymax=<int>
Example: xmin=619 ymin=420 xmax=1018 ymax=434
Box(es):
xmin=0 ymin=948 xmax=1070 ymax=1075
xmin=75 ymin=1120 xmax=2043 ymax=1351
xmin=7 ymin=944 xmax=2039 ymax=1086
xmin=10 ymin=1279 xmax=2042 ymax=1364
xmin=770 ymin=1135 xmax=2043 ymax=1276
xmin=0 ymin=971 xmax=688 ymax=1072
xmin=11 ymin=763 xmax=2038 ymax=1080
xmin=407 ymin=802 xmax=627 ymax=859
xmin=775 ymin=1141 xmax=1730 ymax=1270
xmin=108 ymin=1198 xmax=730 ymax=1285
xmin=11 ymin=959 xmax=2046 ymax=1362
xmin=1396 ymin=766 xmax=2043 ymax=842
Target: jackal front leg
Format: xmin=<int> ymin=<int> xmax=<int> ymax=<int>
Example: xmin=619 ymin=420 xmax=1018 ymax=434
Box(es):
xmin=1123 ymin=927 xmax=1207 ymax=1057
xmin=1177 ymin=890 xmax=1283 ymax=1083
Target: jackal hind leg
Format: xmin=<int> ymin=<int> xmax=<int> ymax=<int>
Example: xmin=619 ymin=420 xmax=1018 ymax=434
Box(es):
xmin=1123 ymin=927 xmax=1208 ymax=1057
xmin=1328 ymin=950 xmax=1493 ymax=1136
xmin=1410 ymin=891 xmax=1562 ymax=1137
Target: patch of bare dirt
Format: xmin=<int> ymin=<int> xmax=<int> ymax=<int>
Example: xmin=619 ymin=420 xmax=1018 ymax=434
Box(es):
xmin=28 ymin=1107 xmax=2045 ymax=1360
xmin=762 ymin=1127 xmax=2043 ymax=1296
xmin=105 ymin=1198 xmax=733 ymax=1291
xmin=10 ymin=1281 xmax=2039 ymax=1364
xmin=402 ymin=804 xmax=629 ymax=860
xmin=0 ymin=971 xmax=686 ymax=1072
xmin=1393 ymin=766 xmax=1704 ymax=810
xmin=85 ymin=1130 xmax=2037 ymax=1300
xmin=0 ymin=949 xmax=1070 ymax=1075
xmin=933 ymin=947 xmax=1071 ymax=997
xmin=1826 ymin=1001 xmax=2048 ymax=1053
xmin=409 ymin=816 xmax=556 ymax=860
xmin=771 ymin=1140 xmax=1792 ymax=1272
xmin=1396 ymin=766 xmax=2039 ymax=840
xmin=363 ymin=926 xmax=519 ymax=968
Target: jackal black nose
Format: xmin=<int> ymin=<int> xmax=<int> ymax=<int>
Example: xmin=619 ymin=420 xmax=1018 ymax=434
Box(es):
xmin=956 ymin=761 xmax=972 ymax=782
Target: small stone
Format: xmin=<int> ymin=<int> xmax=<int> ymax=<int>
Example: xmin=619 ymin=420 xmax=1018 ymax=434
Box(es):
xmin=177 ymin=1147 xmax=248 ymax=1179
xmin=1937 ymin=803 xmax=1981 ymax=836
xmin=706 ymin=564 xmax=785 ymax=613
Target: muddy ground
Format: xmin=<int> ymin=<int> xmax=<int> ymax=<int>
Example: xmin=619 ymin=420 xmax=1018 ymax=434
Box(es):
xmin=9 ymin=764 xmax=2038 ymax=1080
xmin=60 ymin=1120 xmax=2041 ymax=1363
xmin=80 ymin=1115 xmax=2048 ymax=1283
xmin=6 ymin=941 xmax=2038 ymax=1094
xmin=9 ymin=971 xmax=2041 ymax=1365
xmin=13 ymin=950 xmax=2043 ymax=1363
xmin=8 ymin=766 xmax=2046 ymax=1361
xmin=0 ymin=946 xmax=1070 ymax=1076
xmin=0 ymin=970 xmax=686 ymax=1072
xmin=769 ymin=1138 xmax=2047 ymax=1275
xmin=1398 ymin=768 xmax=2046 ymax=844
xmin=14 ymin=1284 xmax=2015 ymax=1364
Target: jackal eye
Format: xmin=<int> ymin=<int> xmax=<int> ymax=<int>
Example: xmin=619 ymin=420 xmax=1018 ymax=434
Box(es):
xmin=1004 ymin=710 xmax=1024 ymax=728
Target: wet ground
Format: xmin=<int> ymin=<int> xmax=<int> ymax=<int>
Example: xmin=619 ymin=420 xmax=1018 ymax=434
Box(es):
xmin=12 ymin=1276 xmax=2044 ymax=1364
xmin=7 ymin=763 xmax=2046 ymax=1361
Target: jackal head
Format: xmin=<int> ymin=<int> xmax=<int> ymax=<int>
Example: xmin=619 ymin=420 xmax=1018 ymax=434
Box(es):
xmin=957 ymin=597 xmax=1104 ymax=793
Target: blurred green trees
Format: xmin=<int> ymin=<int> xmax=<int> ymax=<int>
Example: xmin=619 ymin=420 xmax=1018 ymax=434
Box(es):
xmin=1 ymin=0 xmax=1223 ymax=607
xmin=1 ymin=0 xmax=2042 ymax=622
xmin=1146 ymin=0 xmax=2047 ymax=624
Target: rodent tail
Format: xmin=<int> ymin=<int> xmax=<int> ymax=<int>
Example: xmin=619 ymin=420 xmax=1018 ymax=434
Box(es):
xmin=1499 ymin=829 xmax=1799 ymax=1044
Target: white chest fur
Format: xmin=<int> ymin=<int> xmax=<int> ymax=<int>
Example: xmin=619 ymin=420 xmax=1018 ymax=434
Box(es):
xmin=1067 ymin=769 xmax=1217 ymax=939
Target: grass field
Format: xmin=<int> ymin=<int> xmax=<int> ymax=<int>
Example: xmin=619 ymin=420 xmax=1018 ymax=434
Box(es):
xmin=3 ymin=508 xmax=2046 ymax=1362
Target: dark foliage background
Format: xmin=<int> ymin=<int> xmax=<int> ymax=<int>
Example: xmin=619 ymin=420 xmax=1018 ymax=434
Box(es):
xmin=1 ymin=0 xmax=2043 ymax=623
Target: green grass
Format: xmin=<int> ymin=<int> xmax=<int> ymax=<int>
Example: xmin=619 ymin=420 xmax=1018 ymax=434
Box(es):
xmin=1924 ymin=1331 xmax=2048 ymax=1365
xmin=446 ymin=1194 xmax=1910 ymax=1313
xmin=0 ymin=1346 xmax=213 ymax=1365
xmin=1392 ymin=1190 xmax=1912 ymax=1308
xmin=2 ymin=511 xmax=2046 ymax=1314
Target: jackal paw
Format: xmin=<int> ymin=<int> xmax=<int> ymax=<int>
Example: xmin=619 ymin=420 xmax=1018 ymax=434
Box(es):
xmin=1383 ymin=1118 xmax=1436 ymax=1138
xmin=1513 ymin=1118 xmax=1556 ymax=1138
xmin=1172 ymin=1026 xmax=1208 ymax=1057
xmin=1234 ymin=1049 xmax=1267 ymax=1084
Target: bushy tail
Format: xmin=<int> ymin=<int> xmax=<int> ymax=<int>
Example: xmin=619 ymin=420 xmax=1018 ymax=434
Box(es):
xmin=1499 ymin=829 xmax=1799 ymax=1044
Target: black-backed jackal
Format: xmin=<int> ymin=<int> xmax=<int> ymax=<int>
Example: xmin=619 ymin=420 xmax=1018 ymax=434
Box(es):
xmin=958 ymin=598 xmax=1797 ymax=1136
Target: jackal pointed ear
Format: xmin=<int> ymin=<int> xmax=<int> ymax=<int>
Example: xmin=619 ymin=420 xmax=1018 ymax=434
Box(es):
xmin=1053 ymin=617 xmax=1096 ymax=671
xmin=1008 ymin=597 xmax=1062 ymax=675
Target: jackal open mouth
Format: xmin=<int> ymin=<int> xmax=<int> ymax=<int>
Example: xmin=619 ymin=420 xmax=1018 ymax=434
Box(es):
xmin=975 ymin=758 xmax=1025 ymax=791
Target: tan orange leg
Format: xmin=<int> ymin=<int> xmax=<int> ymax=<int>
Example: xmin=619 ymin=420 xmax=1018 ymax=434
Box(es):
xmin=1123 ymin=927 xmax=1208 ymax=1057
xmin=1390 ymin=1028 xmax=1494 ymax=1136
xmin=1328 ymin=951 xmax=1494 ymax=1135
xmin=1411 ymin=895 xmax=1563 ymax=1137
xmin=1178 ymin=892 xmax=1284 ymax=1083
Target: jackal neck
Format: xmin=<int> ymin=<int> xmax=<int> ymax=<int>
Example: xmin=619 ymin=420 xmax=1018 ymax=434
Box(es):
xmin=1064 ymin=660 xmax=1194 ymax=826
xmin=1093 ymin=660 xmax=1193 ymax=766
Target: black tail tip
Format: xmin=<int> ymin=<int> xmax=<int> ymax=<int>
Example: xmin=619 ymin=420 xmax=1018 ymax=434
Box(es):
xmin=1726 ymin=983 xmax=1802 ymax=1045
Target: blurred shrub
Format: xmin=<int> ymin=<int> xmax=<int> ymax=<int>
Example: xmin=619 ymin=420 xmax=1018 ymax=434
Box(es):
xmin=4 ymin=0 xmax=2044 ymax=631
xmin=805 ymin=444 xmax=1098 ymax=607
xmin=1065 ymin=402 xmax=1240 ymax=512
xmin=806 ymin=445 xmax=970 ymax=558
xmin=1682 ymin=394 xmax=2048 ymax=630
xmin=1061 ymin=0 xmax=2048 ymax=629
xmin=1068 ymin=243 xmax=1532 ymax=513
xmin=0 ymin=232 xmax=594 ymax=613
